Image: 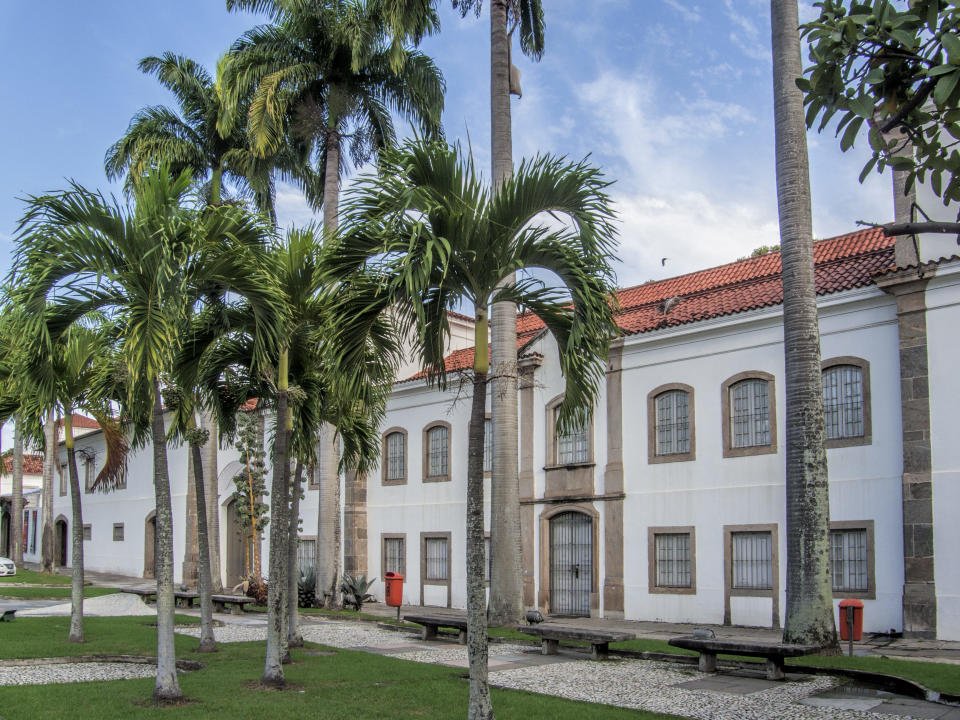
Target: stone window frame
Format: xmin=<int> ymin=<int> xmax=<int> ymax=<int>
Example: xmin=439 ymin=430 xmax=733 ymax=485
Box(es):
xmin=821 ymin=357 xmax=873 ymax=449
xmin=83 ymin=454 xmax=96 ymax=494
xmin=112 ymin=523 xmax=125 ymax=542
xmin=647 ymin=526 xmax=697 ymax=595
xmin=467 ymin=414 xmax=493 ymax=478
xmin=647 ymin=383 xmax=696 ymax=464
xmin=419 ymin=531 xmax=452 ymax=608
xmin=422 ymin=421 xmax=452 ymax=483
xmin=544 ymin=394 xmax=594 ymax=469
xmin=381 ymin=532 xmax=407 ymax=580
xmin=723 ymin=523 xmax=779 ymax=627
xmin=829 ymin=520 xmax=876 ymax=600
xmin=721 ymin=371 xmax=778 ymax=458
xmin=58 ymin=462 xmax=67 ymax=497
xmin=82 ymin=524 xmax=92 ymax=541
xmin=381 ymin=427 xmax=409 ymax=486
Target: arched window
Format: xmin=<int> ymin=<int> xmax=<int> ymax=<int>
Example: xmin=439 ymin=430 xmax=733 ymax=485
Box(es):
xmin=381 ymin=428 xmax=407 ymax=485
xmin=423 ymin=422 xmax=451 ymax=482
xmin=722 ymin=372 xmax=777 ymax=457
xmin=821 ymin=357 xmax=871 ymax=447
xmin=647 ymin=385 xmax=695 ymax=462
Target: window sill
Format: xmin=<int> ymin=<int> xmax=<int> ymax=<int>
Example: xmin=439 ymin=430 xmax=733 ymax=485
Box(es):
xmin=649 ymin=585 xmax=696 ymax=595
xmin=825 ymin=436 xmax=872 ymax=449
xmin=423 ymin=475 xmax=451 ymax=484
xmin=730 ymin=587 xmax=774 ymax=597
xmin=723 ymin=444 xmax=777 ymax=459
xmin=382 ymin=478 xmax=408 ymax=487
xmin=648 ymin=452 xmax=696 ymax=464
xmin=833 ymin=589 xmax=875 ymax=601
xmin=543 ymin=462 xmax=596 ymax=471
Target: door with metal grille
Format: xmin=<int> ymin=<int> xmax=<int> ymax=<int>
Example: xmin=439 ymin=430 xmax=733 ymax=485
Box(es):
xmin=549 ymin=512 xmax=592 ymax=616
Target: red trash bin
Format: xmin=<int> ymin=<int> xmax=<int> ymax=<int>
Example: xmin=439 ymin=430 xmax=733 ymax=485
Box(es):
xmin=384 ymin=571 xmax=404 ymax=608
xmin=838 ymin=598 xmax=864 ymax=641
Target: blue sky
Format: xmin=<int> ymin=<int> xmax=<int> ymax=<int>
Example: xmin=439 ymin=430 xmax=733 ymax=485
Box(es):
xmin=0 ymin=0 xmax=893 ymax=291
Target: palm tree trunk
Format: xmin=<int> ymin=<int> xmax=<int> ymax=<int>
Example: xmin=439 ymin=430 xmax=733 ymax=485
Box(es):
xmin=10 ymin=416 xmax=23 ymax=566
xmin=181 ymin=447 xmax=198 ymax=584
xmin=64 ymin=412 xmax=84 ymax=643
xmin=190 ymin=440 xmax=216 ymax=653
xmin=317 ymin=124 xmax=344 ymax=610
xmin=316 ymin=424 xmax=341 ymax=608
xmin=200 ymin=409 xmax=222 ymax=591
xmin=488 ymin=0 xmax=524 ymax=628
xmin=287 ymin=459 xmax=304 ymax=648
xmin=771 ymin=0 xmax=837 ymax=649
xmin=210 ymin=165 xmax=223 ymax=206
xmin=40 ymin=413 xmax=56 ymax=573
xmin=467 ymin=309 xmax=493 ymax=720
xmin=263 ymin=353 xmax=290 ymax=687
xmin=150 ymin=381 xmax=183 ymax=703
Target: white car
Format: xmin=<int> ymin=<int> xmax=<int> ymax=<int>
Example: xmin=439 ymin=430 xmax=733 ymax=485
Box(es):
xmin=0 ymin=557 xmax=15 ymax=577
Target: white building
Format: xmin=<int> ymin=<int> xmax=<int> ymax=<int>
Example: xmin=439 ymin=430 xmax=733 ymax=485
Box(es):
xmin=37 ymin=223 xmax=960 ymax=641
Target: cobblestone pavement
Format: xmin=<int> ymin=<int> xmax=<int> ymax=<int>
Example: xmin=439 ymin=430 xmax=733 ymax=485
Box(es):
xmin=0 ymin=661 xmax=158 ymax=686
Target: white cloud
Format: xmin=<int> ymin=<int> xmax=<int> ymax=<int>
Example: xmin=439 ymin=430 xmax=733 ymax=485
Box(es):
xmin=663 ymin=0 xmax=702 ymax=23
xmin=274 ymin=182 xmax=319 ymax=230
xmin=724 ymin=0 xmax=772 ymax=63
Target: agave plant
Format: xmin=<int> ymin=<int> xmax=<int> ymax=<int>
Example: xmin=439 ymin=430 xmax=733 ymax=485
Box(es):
xmin=298 ymin=567 xmax=317 ymax=608
xmin=340 ymin=574 xmax=376 ymax=612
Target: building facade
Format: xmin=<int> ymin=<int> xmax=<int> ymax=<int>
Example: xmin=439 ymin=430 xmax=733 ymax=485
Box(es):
xmin=34 ymin=226 xmax=960 ymax=641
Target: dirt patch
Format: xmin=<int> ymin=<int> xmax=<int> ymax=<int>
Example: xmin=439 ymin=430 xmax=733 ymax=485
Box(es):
xmin=243 ymin=680 xmax=306 ymax=692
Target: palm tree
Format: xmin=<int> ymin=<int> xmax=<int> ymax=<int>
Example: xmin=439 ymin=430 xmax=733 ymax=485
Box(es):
xmin=332 ymin=139 xmax=618 ymax=720
xmin=222 ymin=0 xmax=444 ymax=606
xmin=454 ymin=0 xmax=545 ymax=625
xmin=24 ymin=323 xmax=128 ymax=643
xmin=770 ymin=0 xmax=837 ymax=648
xmin=179 ymin=227 xmax=397 ymax=685
xmin=13 ymin=167 xmax=282 ymax=702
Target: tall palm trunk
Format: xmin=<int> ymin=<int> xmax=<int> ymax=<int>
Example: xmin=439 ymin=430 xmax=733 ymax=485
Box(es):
xmin=200 ymin=409 xmax=222 ymax=591
xmin=40 ymin=413 xmax=55 ymax=573
xmin=263 ymin=352 xmax=291 ymax=687
xmin=318 ymin=126 xmax=344 ymax=609
xmin=189 ymin=437 xmax=217 ymax=653
xmin=150 ymin=381 xmax=183 ymax=702
xmin=467 ymin=309 xmax=493 ymax=720
xmin=488 ymin=0 xmax=524 ymax=627
xmin=771 ymin=0 xmax=837 ymax=648
xmin=10 ymin=416 xmax=23 ymax=566
xmin=287 ymin=459 xmax=304 ymax=648
xmin=317 ymin=424 xmax=341 ymax=608
xmin=63 ymin=412 xmax=84 ymax=643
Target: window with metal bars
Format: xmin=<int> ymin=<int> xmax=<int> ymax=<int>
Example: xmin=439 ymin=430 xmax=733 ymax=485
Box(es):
xmin=556 ymin=416 xmax=589 ymax=464
xmin=59 ymin=463 xmax=67 ymax=496
xmin=830 ymin=528 xmax=868 ymax=592
xmin=297 ymin=538 xmax=316 ymax=573
xmin=483 ymin=419 xmax=492 ymax=473
xmin=730 ymin=379 xmax=771 ymax=448
xmin=731 ymin=531 xmax=773 ymax=589
xmin=84 ymin=456 xmax=96 ymax=493
xmin=384 ymin=537 xmax=405 ymax=575
xmin=427 ymin=425 xmax=449 ymax=478
xmin=655 ymin=533 xmax=691 ymax=588
xmin=385 ymin=432 xmax=405 ymax=481
xmin=656 ymin=390 xmax=690 ymax=455
xmin=424 ymin=537 xmax=448 ymax=581
xmin=823 ymin=365 xmax=864 ymax=440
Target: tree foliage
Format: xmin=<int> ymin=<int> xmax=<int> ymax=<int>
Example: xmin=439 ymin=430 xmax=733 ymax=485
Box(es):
xmin=800 ymin=1 xmax=960 ymax=212
xmin=231 ymin=409 xmax=269 ymax=577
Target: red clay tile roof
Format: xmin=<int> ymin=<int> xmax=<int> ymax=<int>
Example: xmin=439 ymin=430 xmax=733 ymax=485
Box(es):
xmin=400 ymin=228 xmax=894 ymax=382
xmin=67 ymin=413 xmax=100 ymax=430
xmin=2 ymin=454 xmax=43 ymax=476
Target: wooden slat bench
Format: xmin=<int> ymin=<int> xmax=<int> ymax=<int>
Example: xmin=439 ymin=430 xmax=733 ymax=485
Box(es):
xmin=668 ymin=636 xmax=822 ymax=680
xmin=517 ymin=625 xmax=636 ymax=660
xmin=211 ymin=594 xmax=253 ymax=615
xmin=403 ymin=614 xmax=469 ymax=644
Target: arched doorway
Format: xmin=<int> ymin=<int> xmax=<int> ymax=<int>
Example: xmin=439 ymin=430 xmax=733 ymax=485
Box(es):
xmin=549 ymin=511 xmax=593 ymax=617
xmin=224 ymin=498 xmax=254 ymax=588
xmin=55 ymin=516 xmax=68 ymax=567
xmin=143 ymin=512 xmax=157 ymax=579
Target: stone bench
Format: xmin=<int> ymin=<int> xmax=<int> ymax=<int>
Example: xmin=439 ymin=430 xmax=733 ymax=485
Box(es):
xmin=668 ymin=636 xmax=822 ymax=680
xmin=211 ymin=594 xmax=253 ymax=615
xmin=517 ymin=624 xmax=636 ymax=660
xmin=403 ymin=614 xmax=469 ymax=644
xmin=121 ymin=588 xmax=198 ymax=608
xmin=121 ymin=588 xmax=157 ymax=602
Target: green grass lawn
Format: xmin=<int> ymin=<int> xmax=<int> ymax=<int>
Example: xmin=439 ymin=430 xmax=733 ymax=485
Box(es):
xmin=0 ymin=586 xmax=120 ymax=600
xmin=0 ymin=568 xmax=72 ymax=585
xmin=0 ymin=616 xmax=679 ymax=720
